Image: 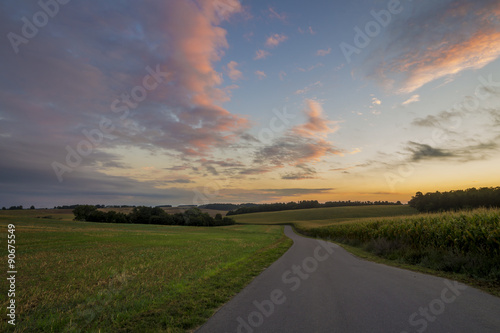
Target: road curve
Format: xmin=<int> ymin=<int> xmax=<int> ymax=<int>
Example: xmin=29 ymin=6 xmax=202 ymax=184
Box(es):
xmin=196 ymin=225 xmax=500 ymax=333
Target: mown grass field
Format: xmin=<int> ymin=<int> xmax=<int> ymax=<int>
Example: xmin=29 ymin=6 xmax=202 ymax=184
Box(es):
xmin=0 ymin=210 xmax=292 ymax=332
xmin=232 ymin=205 xmax=419 ymax=228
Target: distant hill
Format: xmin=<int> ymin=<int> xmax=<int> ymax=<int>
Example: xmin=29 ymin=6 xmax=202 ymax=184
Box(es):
xmin=199 ymin=203 xmax=258 ymax=211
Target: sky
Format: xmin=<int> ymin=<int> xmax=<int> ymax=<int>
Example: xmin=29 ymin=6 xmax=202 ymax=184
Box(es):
xmin=1 ymin=0 xmax=500 ymax=208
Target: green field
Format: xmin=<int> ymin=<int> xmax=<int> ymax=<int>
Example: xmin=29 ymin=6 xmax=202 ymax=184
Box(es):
xmin=232 ymin=205 xmax=419 ymax=228
xmin=0 ymin=210 xmax=292 ymax=332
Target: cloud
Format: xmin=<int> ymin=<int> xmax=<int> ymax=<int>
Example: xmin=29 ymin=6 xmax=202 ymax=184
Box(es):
xmin=279 ymin=71 xmax=287 ymax=81
xmin=0 ymin=0 xmax=257 ymax=206
xmin=407 ymin=142 xmax=454 ymax=161
xmin=1 ymin=0 xmax=250 ymax=161
xmin=254 ymin=49 xmax=270 ymax=60
xmin=402 ymin=94 xmax=421 ymax=106
xmin=281 ymin=164 xmax=317 ymax=180
xmin=206 ymin=165 xmax=219 ymax=176
xmin=226 ymin=61 xmax=243 ymax=81
xmin=366 ymin=0 xmax=500 ymax=94
xmin=239 ymin=166 xmax=274 ymax=175
xmin=371 ymin=97 xmax=382 ymax=106
xmin=298 ymin=26 xmax=316 ymax=35
xmin=254 ymin=135 xmax=339 ymax=166
xmin=348 ymin=148 xmax=362 ymax=155
xmin=207 ymin=187 xmax=333 ymax=203
xmin=317 ymin=48 xmax=332 ymax=56
xmin=293 ymin=100 xmax=339 ymax=138
xmin=265 ymin=33 xmax=288 ymax=47
xmin=297 ymin=63 xmax=324 ymax=72
xmin=488 ymin=108 xmax=500 ymax=125
xmin=406 ymin=140 xmax=499 ymax=162
xmin=411 ymin=110 xmax=464 ymax=127
xmin=268 ymin=7 xmax=287 ymax=22
xmin=166 ymin=179 xmax=194 ymax=184
xmin=260 ymin=188 xmax=333 ymax=197
xmin=255 ymin=70 xmax=267 ymax=80
xmin=253 ymin=100 xmax=341 ymax=170
xmin=294 ymin=81 xmax=322 ymax=95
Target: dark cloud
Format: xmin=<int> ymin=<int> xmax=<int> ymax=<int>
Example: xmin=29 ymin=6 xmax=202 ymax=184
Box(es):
xmin=408 ymin=142 xmax=456 ymax=161
xmin=254 ymin=134 xmax=340 ymax=166
xmin=165 ymin=179 xmax=194 ymax=184
xmin=411 ymin=110 xmax=464 ymax=128
xmin=260 ymin=188 xmax=333 ymax=196
xmin=281 ymin=164 xmax=317 ymax=180
xmin=239 ymin=166 xmax=274 ymax=175
xmin=205 ymin=166 xmax=219 ymax=176
xmin=406 ymin=140 xmax=499 ymax=162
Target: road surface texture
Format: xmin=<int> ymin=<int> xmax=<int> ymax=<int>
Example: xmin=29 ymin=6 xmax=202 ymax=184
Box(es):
xmin=196 ymin=225 xmax=500 ymax=333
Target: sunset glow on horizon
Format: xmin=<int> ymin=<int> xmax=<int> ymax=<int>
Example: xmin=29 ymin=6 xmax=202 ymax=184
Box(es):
xmin=1 ymin=0 xmax=500 ymax=207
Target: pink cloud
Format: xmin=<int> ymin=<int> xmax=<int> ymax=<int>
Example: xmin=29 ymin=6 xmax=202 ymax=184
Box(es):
xmin=268 ymin=7 xmax=287 ymax=22
xmin=254 ymin=49 xmax=270 ymax=60
xmin=265 ymin=33 xmax=288 ymax=48
xmin=252 ymin=99 xmax=342 ymax=173
xmin=293 ymin=100 xmax=340 ymax=138
xmin=369 ymin=1 xmax=500 ymax=94
xmin=316 ymin=48 xmax=331 ymax=56
xmin=255 ymin=70 xmax=267 ymax=80
xmin=226 ymin=61 xmax=243 ymax=81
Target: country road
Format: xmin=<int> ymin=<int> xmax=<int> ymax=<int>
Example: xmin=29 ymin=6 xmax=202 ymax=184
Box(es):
xmin=196 ymin=225 xmax=500 ymax=333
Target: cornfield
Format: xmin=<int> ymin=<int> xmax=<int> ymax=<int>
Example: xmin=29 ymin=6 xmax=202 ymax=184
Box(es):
xmin=306 ymin=208 xmax=500 ymax=256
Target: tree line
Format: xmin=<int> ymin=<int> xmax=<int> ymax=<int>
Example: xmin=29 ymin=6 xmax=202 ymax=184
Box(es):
xmin=408 ymin=187 xmax=500 ymax=212
xmin=73 ymin=205 xmax=235 ymax=227
xmin=227 ymin=200 xmax=402 ymax=216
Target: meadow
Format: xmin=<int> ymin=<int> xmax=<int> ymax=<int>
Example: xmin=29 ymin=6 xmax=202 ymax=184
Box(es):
xmin=0 ymin=210 xmax=292 ymax=332
xmin=232 ymin=204 xmax=419 ymax=228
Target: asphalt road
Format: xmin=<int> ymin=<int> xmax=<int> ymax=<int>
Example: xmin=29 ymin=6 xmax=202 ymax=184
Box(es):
xmin=196 ymin=225 xmax=500 ymax=333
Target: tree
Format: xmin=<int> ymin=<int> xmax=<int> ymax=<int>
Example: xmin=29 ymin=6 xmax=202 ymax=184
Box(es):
xmin=73 ymin=205 xmax=97 ymax=221
xmin=30 ymin=205 xmax=35 ymax=210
